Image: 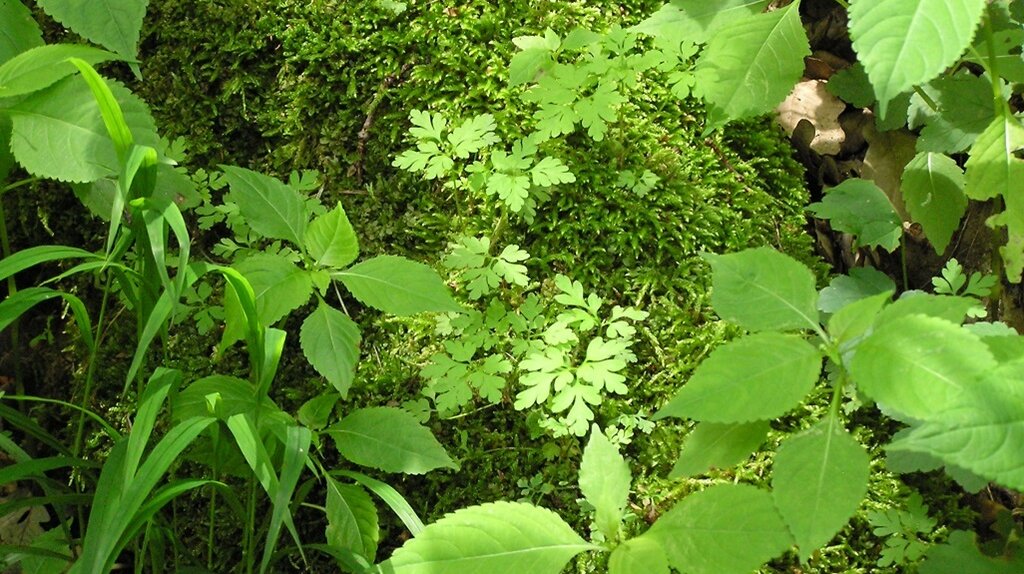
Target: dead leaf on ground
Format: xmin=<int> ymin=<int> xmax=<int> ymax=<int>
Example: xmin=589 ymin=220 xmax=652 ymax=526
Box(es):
xmin=776 ymin=80 xmax=847 ymax=156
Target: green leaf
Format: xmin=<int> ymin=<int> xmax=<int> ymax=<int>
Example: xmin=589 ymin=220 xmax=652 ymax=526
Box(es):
xmin=631 ymin=1 xmax=770 ymax=44
xmin=305 ymin=202 xmax=359 ymax=269
xmin=487 ymin=171 xmax=532 ymax=212
xmin=608 ymin=536 xmax=669 ymax=574
xmin=380 ymin=502 xmax=597 ymax=574
xmin=0 ymin=245 xmax=101 ymax=284
xmin=807 ymin=178 xmax=902 ymax=252
xmin=826 ymin=63 xmax=874 ymax=108
xmin=919 ymin=530 xmax=1024 ymax=574
xmin=818 ymin=267 xmax=895 ymax=314
xmin=827 ymin=290 xmax=892 ymax=347
xmin=328 ymin=407 xmax=456 ymax=474
xmin=509 ymin=48 xmax=552 ymax=87
xmin=669 ymin=420 xmax=770 ymax=478
xmin=0 ymin=287 xmax=94 ymax=352
xmin=901 ymin=152 xmax=967 ymax=254
xmin=8 ymin=75 xmax=159 ymax=183
xmin=221 ymin=165 xmax=308 ymax=247
xmin=296 ymin=392 xmax=339 ymax=430
xmin=646 ymin=484 xmax=792 ymax=574
xmin=848 ymin=0 xmax=986 ymax=115
xmin=909 ymin=74 xmax=996 ymax=153
xmin=772 ymin=416 xmax=870 ymax=561
xmin=337 ymin=255 xmax=461 ymax=316
xmin=448 ymin=114 xmax=499 ymax=158
xmin=234 ymin=253 xmax=313 ymax=327
xmin=0 ymin=44 xmax=119 ymax=98
xmin=336 ymin=470 xmax=425 ymax=536
xmin=705 ymin=247 xmax=819 ymax=332
xmin=530 ymin=156 xmax=575 ymax=187
xmin=37 ymin=0 xmax=148 ymax=61
xmin=874 ymin=293 xmax=978 ymax=326
xmin=849 ymin=314 xmax=996 ymax=421
xmin=697 ymin=3 xmax=809 ymax=130
xmin=579 ymin=425 xmax=631 ymax=541
xmin=888 ymin=361 xmax=1024 ymax=490
xmin=654 ymin=333 xmax=822 ymax=423
xmin=326 ymin=477 xmax=379 ymax=561
xmin=300 ymin=301 xmax=361 ymax=396
xmin=968 ymin=112 xmax=1023 ymax=204
xmin=0 ymin=0 xmax=43 ymax=66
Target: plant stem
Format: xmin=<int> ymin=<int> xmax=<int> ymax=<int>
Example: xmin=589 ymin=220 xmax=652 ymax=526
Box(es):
xmin=73 ymin=273 xmax=114 ymax=459
xmin=910 ymin=85 xmax=939 ymax=113
xmin=489 ymin=209 xmax=509 ymax=255
xmin=0 ymin=190 xmax=23 ymax=397
xmin=900 ymin=234 xmax=909 ymax=292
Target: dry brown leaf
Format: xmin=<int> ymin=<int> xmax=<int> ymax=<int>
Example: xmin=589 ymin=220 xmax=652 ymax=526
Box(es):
xmin=776 ymin=80 xmax=846 ymax=156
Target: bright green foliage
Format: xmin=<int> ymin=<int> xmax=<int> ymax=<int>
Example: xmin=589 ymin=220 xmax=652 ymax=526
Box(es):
xmin=848 ymin=0 xmax=986 ymax=115
xmin=7 ymin=75 xmax=160 ymax=182
xmin=443 ymin=236 xmax=529 ymax=299
xmin=919 ymin=530 xmax=1024 ymax=573
xmin=0 ymin=44 xmax=120 ymax=98
xmin=378 ymin=502 xmax=598 ymax=574
xmin=967 ymin=114 xmax=1024 ymax=281
xmin=932 ymin=258 xmax=996 ymax=298
xmin=772 ymin=416 xmax=870 ymax=561
xmin=654 ymin=332 xmax=822 ymax=423
xmin=305 ymin=203 xmax=359 ymax=269
xmin=888 ymin=360 xmax=1024 ymax=489
xmin=644 ymin=484 xmax=792 ymax=574
xmin=909 ymin=74 xmax=995 ymax=153
xmin=669 ymin=420 xmax=769 ymax=478
xmin=902 ymin=152 xmax=967 ymax=253
xmin=849 ymin=314 xmax=996 ymax=421
xmin=0 ymin=0 xmax=43 ymax=64
xmin=37 ymin=0 xmax=149 ymax=62
xmin=817 ymin=267 xmax=895 ymax=314
xmin=866 ymin=492 xmax=935 ymax=567
xmin=326 ymin=477 xmax=380 ymax=563
xmin=300 ymin=301 xmax=361 ymax=395
xmin=393 ymin=111 xmax=498 ymax=179
xmin=705 ymin=247 xmax=819 ymax=332
xmin=221 ymin=165 xmax=308 ymax=247
xmin=328 ymin=407 xmax=457 ymax=475
xmin=337 ymin=255 xmax=462 ymax=315
xmin=807 ymin=178 xmax=902 ymax=252
xmin=578 ymin=425 xmax=630 ymax=541
xmin=696 ymin=2 xmax=809 ymax=130
xmin=826 ymin=63 xmax=874 ymax=108
xmin=233 ymin=253 xmax=313 ymax=327
xmin=632 ymin=0 xmax=769 ymax=44
xmin=608 ymin=537 xmax=670 ymax=574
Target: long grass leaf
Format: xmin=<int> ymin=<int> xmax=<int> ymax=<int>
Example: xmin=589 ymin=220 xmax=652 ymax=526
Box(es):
xmin=0 ymin=456 xmax=94 ymax=484
xmin=123 ymin=368 xmax=180 ymax=486
xmin=335 ymin=471 xmax=425 ymax=536
xmin=260 ymin=425 xmax=311 ymax=574
xmin=0 ymin=245 xmax=100 ymax=283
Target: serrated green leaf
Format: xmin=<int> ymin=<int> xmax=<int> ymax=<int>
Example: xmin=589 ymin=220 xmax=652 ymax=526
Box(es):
xmin=8 ymin=75 xmax=159 ymax=183
xmin=530 ymin=156 xmax=575 ymax=187
xmin=631 ymin=0 xmax=769 ymax=44
xmin=234 ymin=253 xmax=313 ymax=327
xmin=818 ymin=267 xmax=895 ymax=314
xmin=670 ymin=420 xmax=770 ymax=478
xmin=849 ymin=0 xmax=986 ymax=115
xmin=221 ymin=165 xmax=308 ymax=247
xmin=849 ymin=314 xmax=996 ymax=421
xmin=305 ymin=203 xmax=359 ymax=269
xmin=919 ymin=530 xmax=1024 ymax=574
xmin=608 ymin=536 xmax=669 ymax=574
xmin=909 ymin=74 xmax=995 ymax=153
xmin=337 ymin=255 xmax=461 ymax=315
xmin=380 ymin=501 xmax=597 ymax=574
xmin=0 ymin=44 xmax=119 ymax=98
xmin=888 ymin=360 xmax=1024 ymax=490
xmin=697 ymin=3 xmax=809 ymax=130
xmin=0 ymin=0 xmax=43 ymax=66
xmin=297 ymin=392 xmax=339 ymax=430
xmin=901 ymin=152 xmax=967 ymax=253
xmin=772 ymin=416 xmax=870 ymax=561
xmin=326 ymin=477 xmax=379 ymax=561
xmin=875 ymin=293 xmax=977 ymax=326
xmin=38 ymin=0 xmax=148 ymax=61
xmin=705 ymin=247 xmax=820 ymax=332
xmin=807 ymin=178 xmax=902 ymax=251
xmin=448 ymin=114 xmax=498 ymax=158
xmin=579 ymin=425 xmax=631 ymax=541
xmin=646 ymin=484 xmax=792 ymax=574
xmin=827 ymin=290 xmax=892 ymax=347
xmin=965 ymin=114 xmax=1024 ymax=201
xmin=655 ymin=333 xmax=822 ymax=423
xmin=510 ymin=48 xmax=552 ymax=87
xmin=300 ymin=301 xmax=361 ymax=396
xmin=329 ymin=407 xmax=456 ymax=474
